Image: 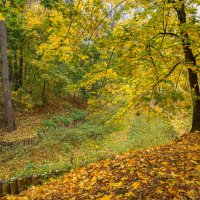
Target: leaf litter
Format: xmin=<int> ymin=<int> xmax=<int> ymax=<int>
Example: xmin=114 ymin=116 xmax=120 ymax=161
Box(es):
xmin=3 ymin=132 xmax=200 ymax=200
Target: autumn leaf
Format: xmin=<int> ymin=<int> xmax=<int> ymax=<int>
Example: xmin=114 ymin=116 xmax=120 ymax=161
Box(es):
xmin=132 ymin=181 xmax=140 ymax=189
xmin=98 ymin=195 xmax=113 ymax=200
xmin=109 ymin=182 xmax=123 ymax=188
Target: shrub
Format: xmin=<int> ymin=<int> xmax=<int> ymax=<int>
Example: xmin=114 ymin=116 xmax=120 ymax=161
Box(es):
xmin=42 ymin=109 xmax=87 ymax=130
xmin=69 ymin=109 xmax=88 ymax=120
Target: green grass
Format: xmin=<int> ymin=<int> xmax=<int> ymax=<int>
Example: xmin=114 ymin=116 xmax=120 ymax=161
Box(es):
xmin=0 ymin=122 xmax=108 ymax=179
xmin=128 ymin=115 xmax=177 ymax=148
xmin=0 ymin=115 xmax=177 ymax=180
xmin=73 ymin=115 xmax=177 ymax=167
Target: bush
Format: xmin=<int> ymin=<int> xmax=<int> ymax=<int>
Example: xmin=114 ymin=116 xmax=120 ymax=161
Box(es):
xmin=12 ymin=89 xmax=35 ymax=112
xmin=69 ymin=109 xmax=88 ymax=120
xmin=42 ymin=109 xmax=88 ymax=130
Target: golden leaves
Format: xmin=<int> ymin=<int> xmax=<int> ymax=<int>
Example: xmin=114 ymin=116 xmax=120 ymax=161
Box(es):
xmin=98 ymin=195 xmax=113 ymax=200
xmin=109 ymin=182 xmax=123 ymax=188
xmin=132 ymin=181 xmax=140 ymax=189
xmin=6 ymin=132 xmax=200 ymax=199
xmin=0 ymin=12 xmax=4 ymax=20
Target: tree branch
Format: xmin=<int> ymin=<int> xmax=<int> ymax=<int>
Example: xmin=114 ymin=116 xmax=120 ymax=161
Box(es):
xmin=158 ymin=32 xmax=179 ymax=37
xmin=152 ymin=62 xmax=181 ymax=90
xmin=88 ymin=0 xmax=126 ymax=41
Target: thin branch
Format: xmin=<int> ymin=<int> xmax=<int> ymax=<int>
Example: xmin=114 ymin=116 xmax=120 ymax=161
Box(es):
xmin=186 ymin=0 xmax=195 ymax=7
xmin=152 ymin=62 xmax=181 ymax=90
xmin=149 ymin=55 xmax=160 ymax=90
xmin=88 ymin=0 xmax=126 ymax=41
xmin=98 ymin=45 xmax=118 ymax=95
xmin=174 ymin=65 xmax=184 ymax=92
xmin=66 ymin=0 xmax=81 ymax=36
xmin=158 ymin=32 xmax=179 ymax=37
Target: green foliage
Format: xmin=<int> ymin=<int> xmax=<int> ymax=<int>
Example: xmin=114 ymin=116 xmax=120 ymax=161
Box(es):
xmin=4 ymin=122 xmax=107 ymax=179
xmin=62 ymin=122 xmax=107 ymax=146
xmin=42 ymin=116 xmax=72 ymax=129
xmin=39 ymin=121 xmax=107 ymax=147
xmin=69 ymin=109 xmax=88 ymax=120
xmin=42 ymin=119 xmax=57 ymax=130
xmin=12 ymin=160 xmax=72 ymax=179
xmin=42 ymin=109 xmax=87 ymax=130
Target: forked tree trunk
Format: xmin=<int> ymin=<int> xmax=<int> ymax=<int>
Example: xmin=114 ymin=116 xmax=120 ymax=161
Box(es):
xmin=176 ymin=3 xmax=200 ymax=132
xmin=0 ymin=20 xmax=15 ymax=131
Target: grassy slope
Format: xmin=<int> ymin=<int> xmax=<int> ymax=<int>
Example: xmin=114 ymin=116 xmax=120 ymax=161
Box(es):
xmin=4 ymin=132 xmax=200 ymax=200
xmin=0 ymin=99 xmax=87 ymax=179
xmin=0 ymin=115 xmax=176 ymax=180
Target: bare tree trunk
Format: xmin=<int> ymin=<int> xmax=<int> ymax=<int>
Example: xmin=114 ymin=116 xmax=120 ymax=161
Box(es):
xmin=0 ymin=20 xmax=15 ymax=131
xmin=175 ymin=3 xmax=200 ymax=132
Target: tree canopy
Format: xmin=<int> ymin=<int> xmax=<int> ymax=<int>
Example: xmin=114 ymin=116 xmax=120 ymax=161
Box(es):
xmin=0 ymin=0 xmax=199 ymax=130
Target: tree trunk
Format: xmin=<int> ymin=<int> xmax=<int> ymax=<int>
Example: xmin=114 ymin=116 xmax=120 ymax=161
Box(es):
xmin=19 ymin=49 xmax=23 ymax=87
xmin=175 ymin=3 xmax=200 ymax=132
xmin=42 ymin=81 xmax=46 ymax=104
xmin=0 ymin=20 xmax=15 ymax=131
xmin=13 ymin=50 xmax=19 ymax=90
xmin=8 ymin=60 xmax=13 ymax=82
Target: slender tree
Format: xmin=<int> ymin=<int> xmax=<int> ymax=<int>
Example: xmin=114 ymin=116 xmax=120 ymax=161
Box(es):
xmin=0 ymin=20 xmax=15 ymax=131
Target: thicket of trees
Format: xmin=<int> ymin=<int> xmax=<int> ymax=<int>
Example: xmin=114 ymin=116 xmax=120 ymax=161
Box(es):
xmin=0 ymin=0 xmax=199 ymax=131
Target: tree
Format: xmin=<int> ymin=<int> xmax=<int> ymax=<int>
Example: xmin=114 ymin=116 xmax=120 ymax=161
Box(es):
xmin=0 ymin=20 xmax=15 ymax=131
xmin=75 ymin=0 xmax=200 ymax=131
xmin=174 ymin=0 xmax=200 ymax=131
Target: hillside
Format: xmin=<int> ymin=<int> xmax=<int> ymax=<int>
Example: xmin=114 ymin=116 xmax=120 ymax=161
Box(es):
xmin=3 ymin=132 xmax=200 ymax=200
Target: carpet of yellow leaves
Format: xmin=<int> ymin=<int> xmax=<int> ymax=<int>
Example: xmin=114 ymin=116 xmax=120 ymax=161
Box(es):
xmin=3 ymin=132 xmax=200 ymax=200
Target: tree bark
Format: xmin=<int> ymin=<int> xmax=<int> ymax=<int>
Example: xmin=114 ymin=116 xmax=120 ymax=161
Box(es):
xmin=0 ymin=20 xmax=15 ymax=131
xmin=175 ymin=3 xmax=200 ymax=132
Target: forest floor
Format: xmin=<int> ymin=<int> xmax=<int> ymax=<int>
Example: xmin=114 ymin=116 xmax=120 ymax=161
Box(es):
xmin=3 ymin=131 xmax=199 ymax=199
xmin=0 ymin=97 xmax=85 ymax=142
xmin=0 ymin=97 xmax=88 ymax=179
xmin=1 ymin=97 xmax=195 ymax=199
xmin=0 ymin=98 xmax=177 ymax=180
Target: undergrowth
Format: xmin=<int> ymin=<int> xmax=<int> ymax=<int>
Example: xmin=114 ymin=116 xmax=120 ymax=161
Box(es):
xmin=41 ymin=109 xmax=88 ymax=130
xmin=0 ymin=115 xmax=177 ymax=180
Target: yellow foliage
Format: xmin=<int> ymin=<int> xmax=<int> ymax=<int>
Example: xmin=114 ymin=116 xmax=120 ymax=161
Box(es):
xmin=132 ymin=181 xmax=140 ymax=189
xmin=0 ymin=12 xmax=4 ymax=20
